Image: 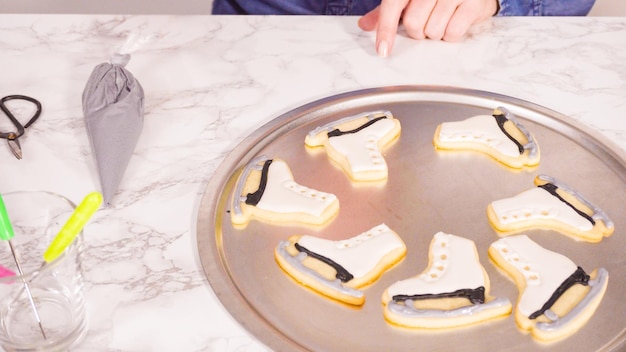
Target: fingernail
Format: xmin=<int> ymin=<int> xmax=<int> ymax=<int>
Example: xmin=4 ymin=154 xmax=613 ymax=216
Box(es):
xmin=377 ymin=40 xmax=388 ymax=58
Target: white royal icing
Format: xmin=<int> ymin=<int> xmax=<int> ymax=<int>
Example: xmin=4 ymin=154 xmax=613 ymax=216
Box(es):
xmin=438 ymin=114 xmax=521 ymax=157
xmin=255 ymin=160 xmax=337 ymax=217
xmin=296 ymin=224 xmax=404 ymax=279
xmin=327 ymin=118 xmax=397 ymax=174
xmin=490 ymin=235 xmax=577 ymax=317
xmin=491 ymin=187 xmax=593 ymax=231
xmin=386 ymin=232 xmax=485 ymax=297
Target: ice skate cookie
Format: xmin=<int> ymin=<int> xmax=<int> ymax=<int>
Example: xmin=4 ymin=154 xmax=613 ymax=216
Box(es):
xmin=305 ymin=110 xmax=401 ymax=182
xmin=382 ymin=232 xmax=512 ymax=329
xmin=275 ymin=223 xmax=406 ymax=305
xmin=433 ymin=107 xmax=540 ymax=169
xmin=489 ymin=235 xmax=608 ymax=342
xmin=230 ymin=156 xmax=339 ymax=227
xmin=487 ymin=175 xmax=614 ymax=243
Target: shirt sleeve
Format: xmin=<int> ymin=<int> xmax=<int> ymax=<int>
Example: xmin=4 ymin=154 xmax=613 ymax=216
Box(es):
xmin=496 ymin=0 xmax=596 ymax=16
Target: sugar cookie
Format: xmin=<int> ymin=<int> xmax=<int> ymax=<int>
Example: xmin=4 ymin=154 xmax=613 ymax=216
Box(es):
xmin=230 ymin=156 xmax=339 ymax=227
xmin=487 ymin=174 xmax=614 ymax=242
xmin=305 ymin=110 xmax=401 ymax=182
xmin=382 ymin=232 xmax=512 ymax=329
xmin=275 ymin=224 xmax=406 ymax=305
xmin=489 ymin=235 xmax=608 ymax=342
xmin=433 ymin=107 xmax=540 ymax=168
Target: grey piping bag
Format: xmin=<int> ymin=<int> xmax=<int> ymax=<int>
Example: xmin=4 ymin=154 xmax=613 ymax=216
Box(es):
xmin=82 ymin=53 xmax=144 ymax=206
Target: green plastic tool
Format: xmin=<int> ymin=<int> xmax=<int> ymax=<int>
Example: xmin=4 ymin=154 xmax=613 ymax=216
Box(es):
xmin=43 ymin=191 xmax=102 ymax=263
xmin=0 ymin=194 xmax=14 ymax=242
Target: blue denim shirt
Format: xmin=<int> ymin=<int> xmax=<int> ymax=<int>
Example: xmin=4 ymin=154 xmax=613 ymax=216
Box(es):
xmin=497 ymin=0 xmax=594 ymax=15
xmin=212 ymin=0 xmax=379 ymax=15
xmin=212 ymin=0 xmax=595 ymax=16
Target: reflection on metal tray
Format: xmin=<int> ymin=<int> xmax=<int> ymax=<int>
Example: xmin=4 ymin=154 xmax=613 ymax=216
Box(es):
xmin=197 ymin=86 xmax=626 ymax=352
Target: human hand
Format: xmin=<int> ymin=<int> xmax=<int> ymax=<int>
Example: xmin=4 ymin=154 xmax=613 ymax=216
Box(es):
xmin=358 ymin=0 xmax=498 ymax=57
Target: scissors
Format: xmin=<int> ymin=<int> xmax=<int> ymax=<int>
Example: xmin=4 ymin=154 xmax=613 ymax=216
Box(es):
xmin=0 ymin=95 xmax=42 ymax=160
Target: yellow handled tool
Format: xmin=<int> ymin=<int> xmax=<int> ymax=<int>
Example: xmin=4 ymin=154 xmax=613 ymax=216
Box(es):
xmin=43 ymin=192 xmax=102 ymax=263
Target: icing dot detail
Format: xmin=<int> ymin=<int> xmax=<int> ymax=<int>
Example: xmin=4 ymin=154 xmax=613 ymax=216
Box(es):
xmin=492 ymin=240 xmax=541 ymax=286
xmin=281 ymin=181 xmax=334 ymax=204
xmin=334 ymin=224 xmax=391 ymax=249
xmin=419 ymin=235 xmax=453 ymax=283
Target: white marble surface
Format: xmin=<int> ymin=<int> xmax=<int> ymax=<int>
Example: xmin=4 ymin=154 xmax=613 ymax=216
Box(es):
xmin=0 ymin=15 xmax=624 ymax=351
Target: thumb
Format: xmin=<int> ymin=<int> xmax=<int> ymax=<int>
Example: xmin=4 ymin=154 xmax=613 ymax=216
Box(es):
xmin=358 ymin=6 xmax=381 ymax=32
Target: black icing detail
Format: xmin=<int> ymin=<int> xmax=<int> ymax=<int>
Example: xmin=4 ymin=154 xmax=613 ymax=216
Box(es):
xmin=493 ymin=112 xmax=524 ymax=155
xmin=244 ymin=159 xmax=272 ymax=206
xmin=529 ymin=266 xmax=590 ymax=320
xmin=392 ymin=286 xmax=486 ymax=304
xmin=295 ymin=243 xmax=354 ymax=282
xmin=538 ymin=183 xmax=596 ymax=226
xmin=327 ymin=116 xmax=386 ymax=138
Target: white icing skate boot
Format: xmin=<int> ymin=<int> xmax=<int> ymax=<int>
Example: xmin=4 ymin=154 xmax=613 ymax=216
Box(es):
xmin=231 ymin=155 xmax=339 ymax=227
xmin=488 ymin=174 xmax=614 ymax=242
xmin=275 ymin=223 xmax=406 ymax=305
xmin=382 ymin=232 xmax=512 ymax=329
xmin=489 ymin=235 xmax=608 ymax=341
xmin=305 ymin=110 xmax=401 ymax=182
xmin=434 ymin=107 xmax=539 ymax=168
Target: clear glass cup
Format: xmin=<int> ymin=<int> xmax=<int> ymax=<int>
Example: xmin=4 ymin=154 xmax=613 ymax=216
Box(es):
xmin=0 ymin=191 xmax=87 ymax=352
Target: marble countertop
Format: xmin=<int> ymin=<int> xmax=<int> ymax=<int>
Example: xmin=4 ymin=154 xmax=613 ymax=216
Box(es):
xmin=0 ymin=15 xmax=624 ymax=351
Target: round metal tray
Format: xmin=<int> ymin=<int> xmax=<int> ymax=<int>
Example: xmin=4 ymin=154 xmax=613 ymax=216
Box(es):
xmin=197 ymin=86 xmax=626 ymax=352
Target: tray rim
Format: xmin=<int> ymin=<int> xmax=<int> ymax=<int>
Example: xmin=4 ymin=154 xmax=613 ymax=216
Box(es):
xmin=196 ymin=85 xmax=626 ymax=352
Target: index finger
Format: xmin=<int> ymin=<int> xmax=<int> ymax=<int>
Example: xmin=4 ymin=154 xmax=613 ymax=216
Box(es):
xmin=376 ymin=0 xmax=410 ymax=57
